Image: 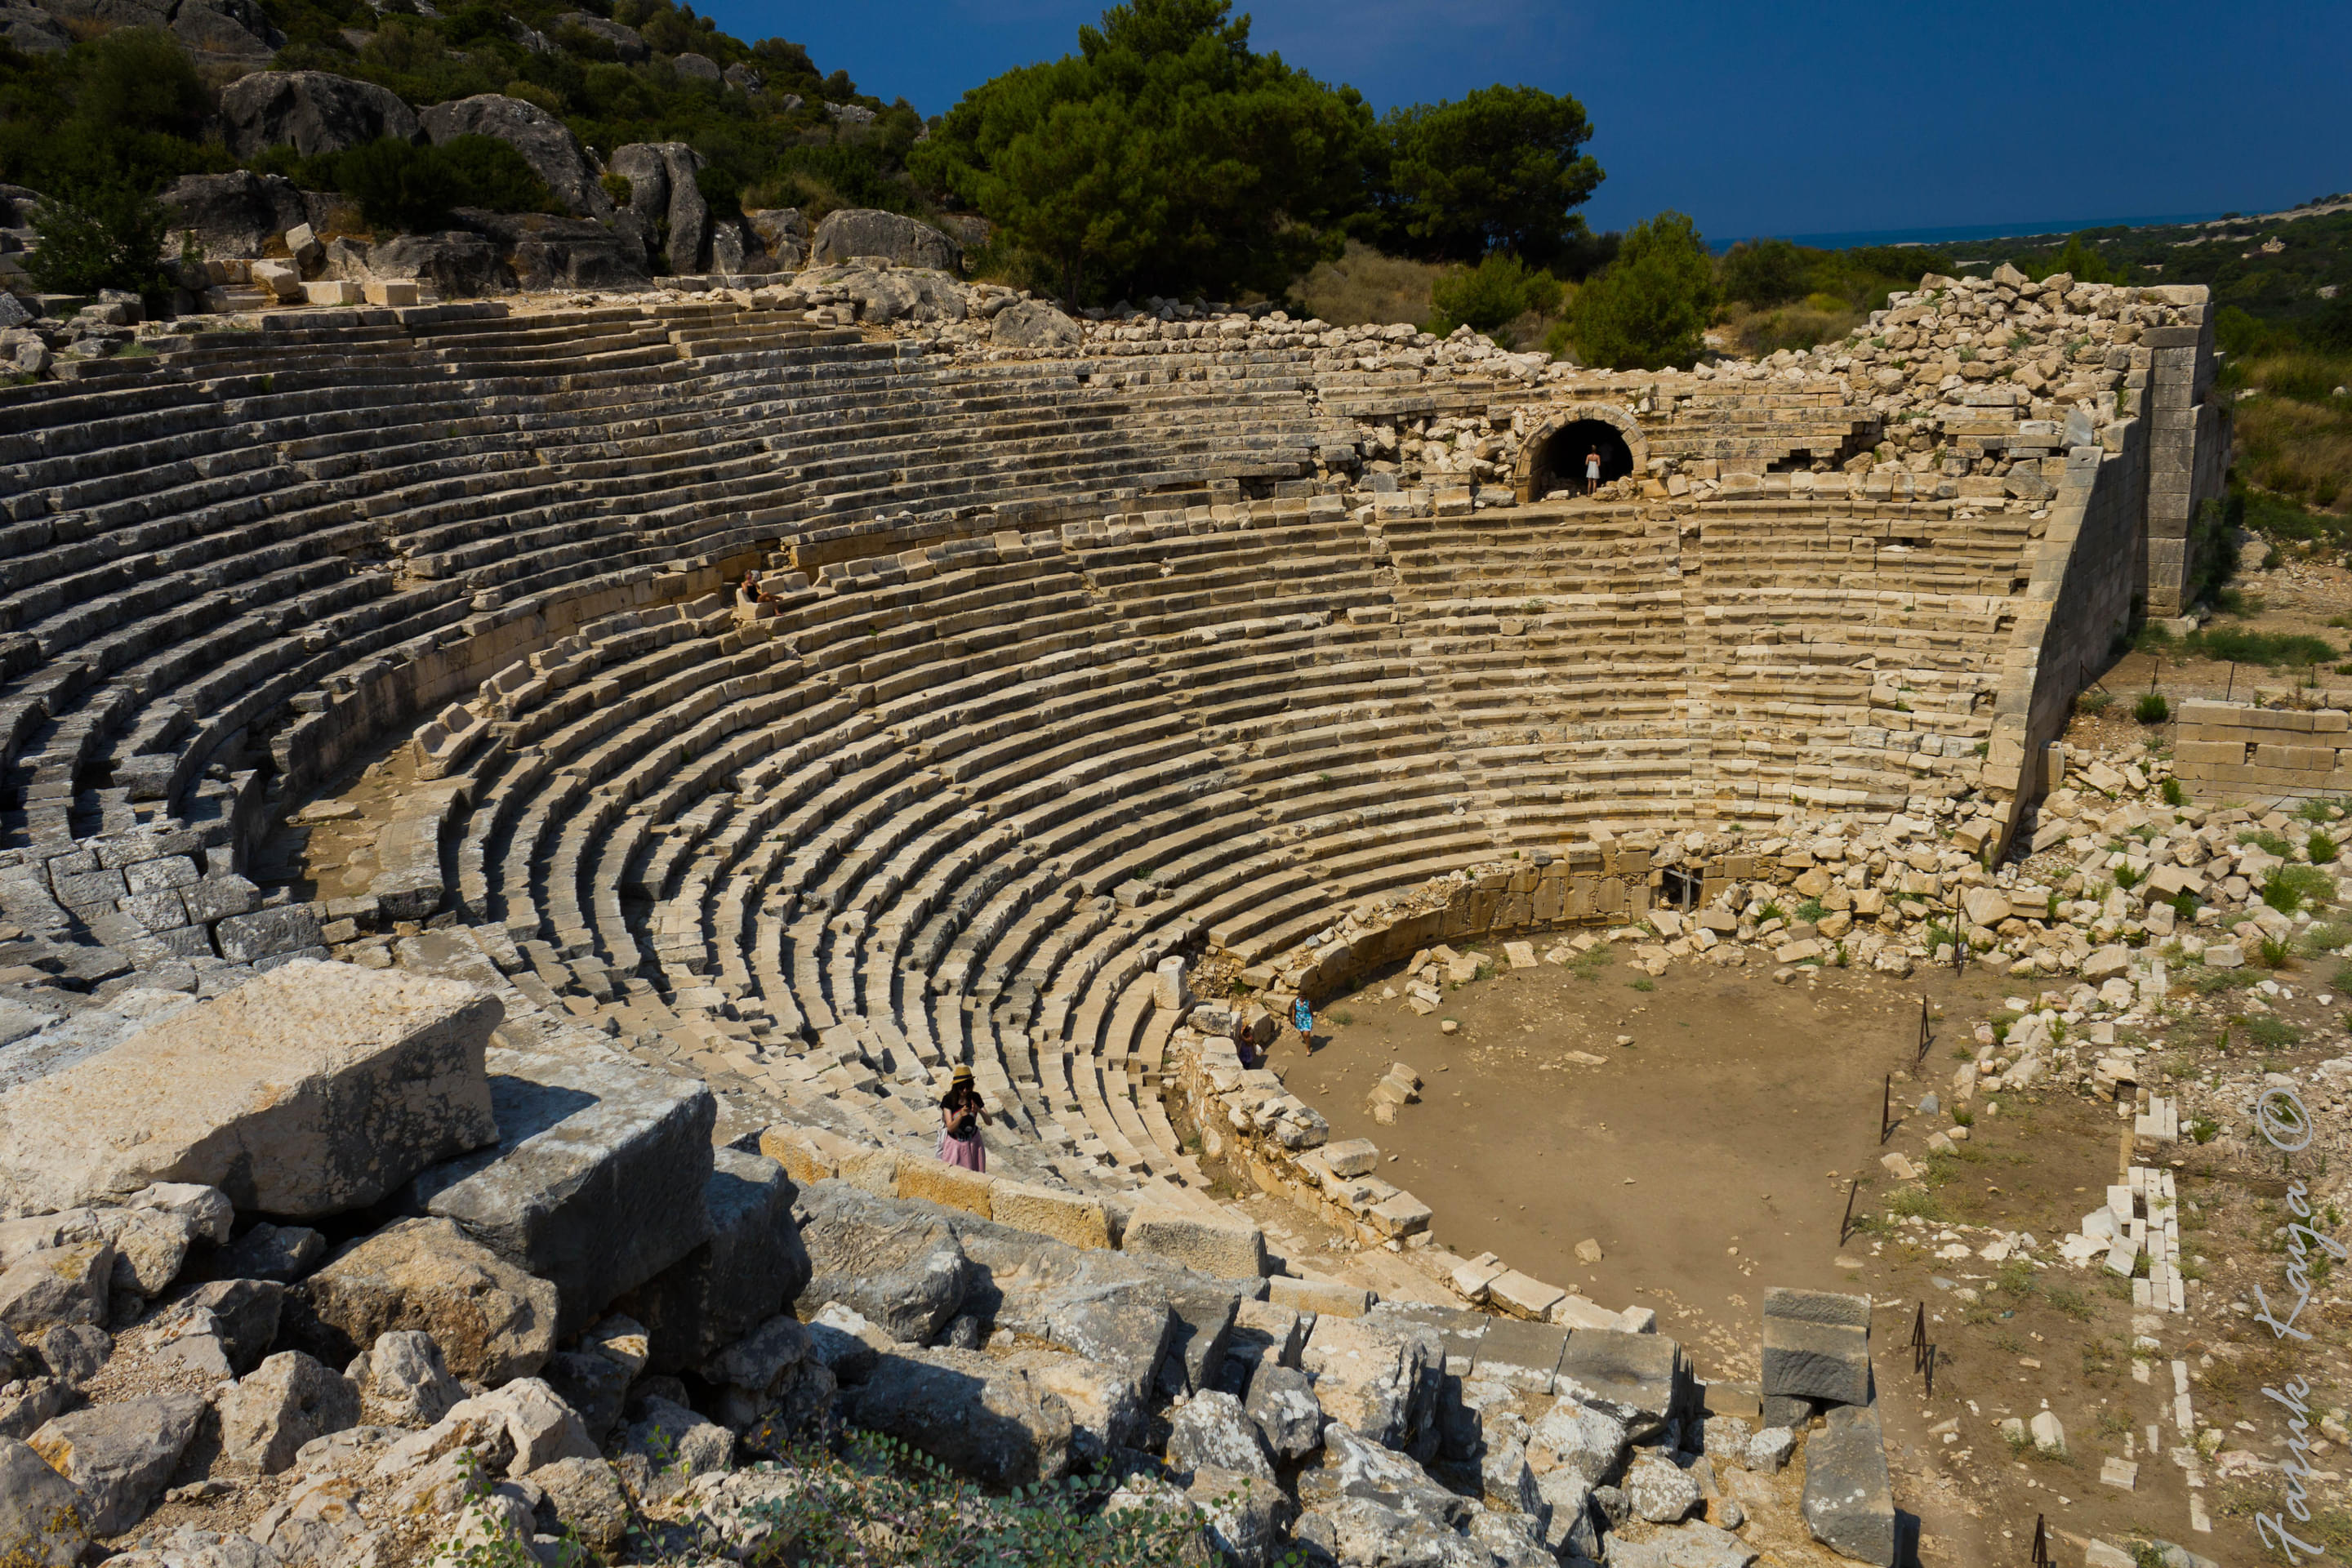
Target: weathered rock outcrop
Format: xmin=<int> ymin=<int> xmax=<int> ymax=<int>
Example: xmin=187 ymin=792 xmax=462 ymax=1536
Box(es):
xmin=419 ymin=95 xmax=612 ymax=222
xmin=809 ymin=207 xmax=960 ymax=271
xmin=220 ymin=70 xmax=421 ymax=159
xmin=608 ymin=141 xmax=709 ymax=275
xmin=0 ymin=960 xmax=501 ymax=1219
xmin=991 ymin=296 xmax=1082 ymax=350
xmin=617 ymin=1147 xmax=808 ymax=1374
xmin=158 ymin=171 xmax=312 ymax=257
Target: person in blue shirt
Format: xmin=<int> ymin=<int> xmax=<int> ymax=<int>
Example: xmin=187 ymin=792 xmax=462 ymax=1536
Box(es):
xmin=1292 ymin=995 xmax=1313 ymax=1051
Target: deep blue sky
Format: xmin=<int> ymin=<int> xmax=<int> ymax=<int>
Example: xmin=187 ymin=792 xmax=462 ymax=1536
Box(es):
xmin=693 ymin=0 xmax=2351 ymax=243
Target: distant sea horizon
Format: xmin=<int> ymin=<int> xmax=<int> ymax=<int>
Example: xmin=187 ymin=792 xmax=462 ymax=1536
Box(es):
xmin=1709 ymin=214 xmax=2231 ymax=254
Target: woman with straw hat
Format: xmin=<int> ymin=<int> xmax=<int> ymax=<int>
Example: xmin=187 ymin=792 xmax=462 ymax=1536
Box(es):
xmin=938 ymin=1064 xmax=986 ymax=1172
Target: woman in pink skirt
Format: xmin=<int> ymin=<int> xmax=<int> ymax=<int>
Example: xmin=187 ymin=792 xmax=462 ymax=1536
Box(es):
xmin=938 ymin=1064 xmax=986 ymax=1172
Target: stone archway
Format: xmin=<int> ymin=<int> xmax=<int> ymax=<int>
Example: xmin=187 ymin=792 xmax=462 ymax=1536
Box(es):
xmin=1513 ymin=403 xmax=1650 ymax=501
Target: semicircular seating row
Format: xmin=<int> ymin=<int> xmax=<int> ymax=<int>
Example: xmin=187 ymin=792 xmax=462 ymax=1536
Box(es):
xmin=0 ymin=299 xmax=1369 ymax=854
xmin=410 ymin=494 xmax=2037 ymax=1195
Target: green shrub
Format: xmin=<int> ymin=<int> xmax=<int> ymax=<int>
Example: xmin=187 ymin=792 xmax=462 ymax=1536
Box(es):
xmin=1568 ymin=210 xmax=1717 ymax=370
xmin=24 ymin=184 xmax=169 ymax=295
xmin=2136 ymin=691 xmax=2171 ymax=724
xmin=2311 ymin=830 xmax=2339 ymax=863
xmin=2114 ymin=864 xmax=2143 ymax=891
xmin=333 ymin=135 xmax=557 ymax=231
xmin=2077 ymin=689 xmax=2114 ymax=715
xmin=2256 ymin=935 xmax=2295 ymax=970
xmin=2265 ymin=864 xmax=2339 ymax=914
xmin=2187 ymin=624 xmax=2341 ymax=667
xmin=2162 ymin=777 xmax=2185 ymax=806
xmin=1428 ymin=251 xmax=1563 ymax=336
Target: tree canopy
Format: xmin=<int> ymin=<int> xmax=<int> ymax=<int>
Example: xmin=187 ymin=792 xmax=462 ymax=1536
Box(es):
xmin=913 ymin=1 xmax=1606 ymax=301
xmin=911 ymin=0 xmax=1379 ymax=302
xmin=1374 ymin=82 xmax=1601 ymax=267
xmin=1569 ymin=211 xmax=1717 ymax=370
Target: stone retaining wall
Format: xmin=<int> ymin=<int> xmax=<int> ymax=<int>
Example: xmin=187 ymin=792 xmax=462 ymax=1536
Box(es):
xmin=2173 ymin=697 xmax=2352 ymax=800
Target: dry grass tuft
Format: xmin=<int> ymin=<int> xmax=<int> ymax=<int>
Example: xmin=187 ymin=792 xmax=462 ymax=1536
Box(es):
xmin=1293 ymin=240 xmax=1443 ymax=330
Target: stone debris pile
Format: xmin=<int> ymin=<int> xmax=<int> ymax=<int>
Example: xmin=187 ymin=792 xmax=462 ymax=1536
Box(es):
xmin=0 ymin=956 xmax=1910 ymax=1568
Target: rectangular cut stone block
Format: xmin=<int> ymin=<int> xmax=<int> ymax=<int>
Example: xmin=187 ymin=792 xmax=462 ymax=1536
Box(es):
xmin=363 ymin=279 xmax=419 ymax=306
xmin=1475 ymin=1316 xmax=1568 ymax=1391
xmin=1762 ymin=1287 xmax=1871 ymax=1327
xmin=1125 ymin=1206 xmax=1267 ymax=1280
xmin=0 ymin=959 xmax=499 ymax=1218
xmin=1321 ymin=1138 xmax=1379 ymax=1178
xmin=1267 ymin=1276 xmax=1369 ymax=1317
xmin=1762 ymin=1316 xmax=1872 ymax=1406
xmin=1487 ymin=1270 xmax=1566 ymax=1321
xmin=404 ymin=1041 xmax=716 ymax=1336
xmin=894 ymin=1158 xmax=993 ymax=1217
xmin=1553 ymin=1328 xmax=1693 ymax=1441
xmin=988 ymin=1181 xmax=1111 ymax=1250
xmin=1802 ymin=1401 xmax=1896 ymax=1566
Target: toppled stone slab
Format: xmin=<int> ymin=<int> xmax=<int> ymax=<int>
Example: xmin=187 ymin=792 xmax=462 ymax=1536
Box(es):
xmin=1125 ymin=1206 xmax=1267 ymax=1281
xmin=794 ymin=1182 xmax=972 ymax=1345
xmin=403 ymin=1042 xmax=715 ymax=1336
xmin=290 ymin=1216 xmax=558 ymax=1383
xmin=617 ymin=1147 xmax=808 ymax=1374
xmin=28 ymin=1393 xmax=207 ymax=1535
xmin=217 ymin=1351 xmax=359 ymax=1475
xmin=1552 ymin=1329 xmax=1695 ymax=1444
xmin=850 ymin=1347 xmax=1073 ymax=1486
xmin=0 ymin=960 xmax=500 ymax=1218
xmin=1802 ymin=1401 xmax=1896 ymax=1566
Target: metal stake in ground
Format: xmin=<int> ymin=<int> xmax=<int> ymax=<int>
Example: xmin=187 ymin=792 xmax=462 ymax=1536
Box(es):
xmin=1880 ymin=1072 xmax=1893 ymax=1144
xmin=2030 ymin=1512 xmax=2050 ymax=1567
xmin=1838 ymin=1176 xmax=1860 ymax=1245
xmin=1917 ymin=996 xmax=1932 ymax=1067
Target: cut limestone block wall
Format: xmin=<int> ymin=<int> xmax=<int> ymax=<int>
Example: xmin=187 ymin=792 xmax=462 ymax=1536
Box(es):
xmin=2172 ymin=698 xmax=2352 ymax=800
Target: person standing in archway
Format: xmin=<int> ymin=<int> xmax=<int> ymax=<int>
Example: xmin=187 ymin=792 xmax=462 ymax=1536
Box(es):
xmin=1585 ymin=448 xmax=1602 ymax=495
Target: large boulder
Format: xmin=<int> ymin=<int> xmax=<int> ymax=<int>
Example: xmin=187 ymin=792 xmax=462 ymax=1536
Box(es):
xmin=1802 ymin=1401 xmax=1896 ymax=1566
xmin=27 ymin=1394 xmax=206 ymax=1535
xmin=991 ymin=297 xmax=1081 ymax=351
xmin=159 ymin=171 xmax=310 ymax=257
xmin=216 ymin=1352 xmax=359 ymax=1475
xmin=552 ymin=11 xmax=647 ymax=61
xmin=452 ymin=209 xmax=648 ymax=291
xmin=1299 ymin=1312 xmax=1441 ymax=1452
xmin=1606 ymin=1521 xmax=1760 ymax=1568
xmin=167 ymin=0 xmax=282 ymax=55
xmin=0 ymin=1243 xmax=109 ymax=1339
xmin=1166 ymin=1389 xmax=1272 ymax=1483
xmin=0 ymin=4 xmax=69 ymax=53
xmin=0 ymin=1436 xmax=85 ymax=1565
xmin=220 ymin=70 xmax=421 ymax=159
xmin=608 ymin=141 xmax=708 ymax=275
xmin=356 ymin=231 xmax=506 ymax=297
xmin=347 ymin=1329 xmax=461 ymax=1427
xmin=808 ymin=208 xmax=959 ymax=271
xmin=743 ymin=207 xmax=807 ymax=269
xmin=792 ymin=1181 xmax=970 ymax=1344
xmin=618 ymin=1147 xmax=808 ymax=1375
xmin=1245 ymin=1360 xmax=1323 ymax=1460
xmin=290 ymin=1217 xmax=558 ymax=1383
xmin=850 ymin=1347 xmax=1073 ymax=1486
xmin=0 ymin=960 xmax=501 ymax=1220
xmin=403 ymin=1044 xmax=715 ymax=1337
xmin=419 ymin=95 xmax=611 ymax=221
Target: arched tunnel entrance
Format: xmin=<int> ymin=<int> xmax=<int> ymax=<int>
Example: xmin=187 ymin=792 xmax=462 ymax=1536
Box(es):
xmin=1530 ymin=418 xmax=1637 ymax=499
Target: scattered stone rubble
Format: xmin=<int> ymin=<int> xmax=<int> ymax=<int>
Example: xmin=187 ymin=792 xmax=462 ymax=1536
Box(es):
xmin=0 ymin=955 xmax=1914 ymax=1567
